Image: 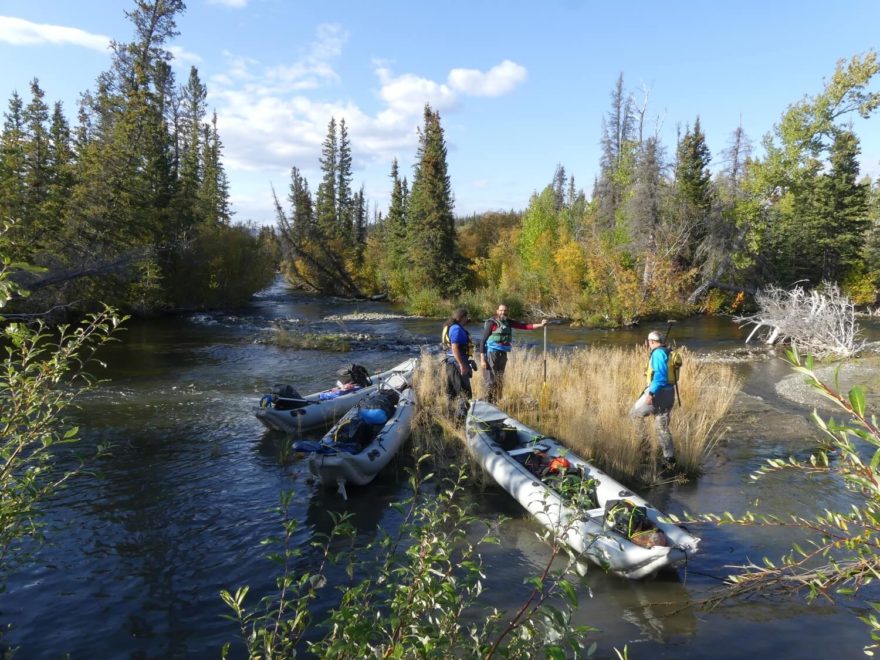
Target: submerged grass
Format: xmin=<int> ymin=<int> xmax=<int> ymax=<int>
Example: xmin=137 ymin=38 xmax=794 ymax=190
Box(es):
xmin=412 ymin=345 xmax=741 ymax=484
xmin=271 ymin=327 xmax=352 ymax=351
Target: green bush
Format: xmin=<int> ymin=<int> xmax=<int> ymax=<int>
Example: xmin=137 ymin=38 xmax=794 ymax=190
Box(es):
xmin=164 ymin=223 xmax=277 ymax=310
xmin=223 ymin=459 xmax=600 ymax=659
xmin=0 ymin=243 xmax=126 ymax=587
xmin=404 ymin=288 xmax=448 ymax=317
xmin=694 ymin=348 xmax=880 ymax=656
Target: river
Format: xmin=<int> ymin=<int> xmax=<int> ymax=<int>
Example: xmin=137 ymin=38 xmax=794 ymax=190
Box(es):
xmin=3 ymin=277 xmax=879 ymax=658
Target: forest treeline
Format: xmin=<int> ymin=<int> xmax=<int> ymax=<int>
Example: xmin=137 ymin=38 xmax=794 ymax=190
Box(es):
xmin=0 ymin=0 xmax=276 ymax=319
xmin=1 ymin=0 xmax=878 ymax=326
xmin=281 ymin=54 xmax=880 ymax=325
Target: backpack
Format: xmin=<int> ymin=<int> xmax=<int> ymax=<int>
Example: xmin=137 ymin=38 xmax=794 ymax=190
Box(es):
xmin=333 ymin=415 xmax=376 ymax=449
xmin=666 ymin=348 xmax=683 ymax=386
xmin=336 ymin=363 xmax=371 ymax=387
xmin=605 ymin=499 xmax=667 ymax=548
xmin=271 ymin=384 xmax=305 ymax=410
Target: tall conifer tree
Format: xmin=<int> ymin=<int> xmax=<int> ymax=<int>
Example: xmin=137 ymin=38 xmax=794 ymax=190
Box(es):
xmin=674 ymin=117 xmax=713 ymax=267
xmin=198 ymin=112 xmax=230 ymax=225
xmin=336 ymin=118 xmax=353 ymax=241
xmin=176 ymin=66 xmax=207 ymax=231
xmin=406 ymin=105 xmax=462 ymax=297
xmin=0 ymin=92 xmax=27 ymax=254
xmin=315 ymin=117 xmax=338 ymax=237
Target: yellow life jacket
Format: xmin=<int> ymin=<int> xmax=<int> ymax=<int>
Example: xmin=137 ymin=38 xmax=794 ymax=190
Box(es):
xmin=645 ymin=347 xmax=683 ymax=386
xmin=441 ymin=322 xmax=473 ymax=357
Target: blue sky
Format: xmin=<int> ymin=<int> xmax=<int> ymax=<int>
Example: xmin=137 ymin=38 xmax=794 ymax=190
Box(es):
xmin=1 ymin=1 xmax=878 ymax=226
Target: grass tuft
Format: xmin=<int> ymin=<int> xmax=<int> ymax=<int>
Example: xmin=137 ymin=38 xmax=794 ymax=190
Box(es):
xmin=412 ymin=345 xmax=741 ymax=484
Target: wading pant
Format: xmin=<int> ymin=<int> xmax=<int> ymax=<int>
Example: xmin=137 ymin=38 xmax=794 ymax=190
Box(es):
xmin=482 ymin=351 xmax=507 ymax=404
xmin=445 ymin=360 xmax=473 ymax=423
xmin=629 ymin=386 xmax=675 ymax=460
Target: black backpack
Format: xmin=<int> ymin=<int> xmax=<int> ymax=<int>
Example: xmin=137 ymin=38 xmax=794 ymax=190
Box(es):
xmin=336 ymin=363 xmax=371 ymax=387
xmin=271 ymin=384 xmax=304 ymax=410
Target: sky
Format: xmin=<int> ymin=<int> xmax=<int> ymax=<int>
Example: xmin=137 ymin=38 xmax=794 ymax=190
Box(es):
xmin=1 ymin=1 xmax=878 ymax=227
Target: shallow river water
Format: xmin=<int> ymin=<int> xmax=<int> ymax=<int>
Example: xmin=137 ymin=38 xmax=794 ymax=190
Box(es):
xmin=3 ymin=278 xmax=880 ymax=658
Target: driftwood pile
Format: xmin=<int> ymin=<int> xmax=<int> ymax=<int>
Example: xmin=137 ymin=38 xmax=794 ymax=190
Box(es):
xmin=734 ymin=283 xmax=864 ymax=358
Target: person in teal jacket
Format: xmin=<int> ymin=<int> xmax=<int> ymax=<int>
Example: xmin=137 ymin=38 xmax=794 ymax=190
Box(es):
xmin=629 ymin=330 xmax=676 ymax=471
xmin=478 ymin=303 xmax=547 ymax=403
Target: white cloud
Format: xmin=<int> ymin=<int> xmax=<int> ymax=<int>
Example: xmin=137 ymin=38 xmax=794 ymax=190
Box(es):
xmin=207 ymin=0 xmax=249 ymax=8
xmin=169 ymin=45 xmax=202 ymax=65
xmin=448 ymin=59 xmax=528 ymax=97
xmin=206 ymin=23 xmax=527 ymax=219
xmin=0 ymin=15 xmax=110 ymax=52
xmin=375 ymin=65 xmax=458 ymax=115
xmin=265 ymin=23 xmax=346 ymax=90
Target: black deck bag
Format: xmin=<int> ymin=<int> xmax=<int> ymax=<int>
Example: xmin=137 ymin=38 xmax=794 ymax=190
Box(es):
xmin=492 ymin=424 xmax=519 ymax=450
xmin=333 ymin=415 xmax=377 ymax=450
xmin=336 ymin=363 xmax=371 ymax=387
xmin=272 ymin=384 xmax=305 ymax=410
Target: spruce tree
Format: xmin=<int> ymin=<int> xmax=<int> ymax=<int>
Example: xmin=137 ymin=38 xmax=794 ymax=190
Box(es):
xmin=551 ymin=164 xmax=566 ymax=211
xmin=687 ymin=125 xmax=753 ymax=302
xmin=289 ymin=165 xmax=313 ymax=240
xmin=812 ymin=130 xmax=869 ymax=282
xmin=198 ymin=112 xmax=230 ymax=225
xmin=673 ymin=117 xmax=713 ymax=267
xmin=406 ymin=105 xmax=462 ymax=297
xmin=315 ymin=117 xmax=338 ymax=238
xmin=336 ymin=118 xmax=353 ymax=241
xmin=353 ymin=184 xmax=366 ymax=249
xmin=23 ymin=80 xmax=50 ymax=221
xmin=44 ymin=101 xmax=74 ymax=250
xmin=627 ymin=136 xmax=665 ymax=286
xmin=595 ymin=75 xmax=638 ymax=231
xmin=0 ymin=92 xmax=27 ymax=255
xmin=380 ymin=159 xmax=409 ymax=298
xmin=176 ymin=66 xmax=207 ymax=231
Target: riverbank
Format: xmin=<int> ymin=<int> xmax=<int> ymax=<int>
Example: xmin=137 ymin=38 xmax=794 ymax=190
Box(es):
xmin=775 ymin=353 xmax=880 ymax=410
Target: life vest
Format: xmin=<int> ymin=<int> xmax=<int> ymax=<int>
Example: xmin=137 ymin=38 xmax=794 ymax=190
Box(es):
xmin=441 ymin=322 xmax=473 ymax=358
xmin=645 ymin=347 xmax=682 ymax=386
xmin=485 ymin=317 xmax=513 ymax=352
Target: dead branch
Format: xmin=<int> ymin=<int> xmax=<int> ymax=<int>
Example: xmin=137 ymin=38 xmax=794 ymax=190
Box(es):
xmin=734 ymin=282 xmax=864 ymax=358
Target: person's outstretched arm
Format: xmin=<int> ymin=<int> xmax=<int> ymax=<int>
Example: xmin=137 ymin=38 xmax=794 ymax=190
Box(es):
xmin=509 ymin=318 xmax=548 ymax=330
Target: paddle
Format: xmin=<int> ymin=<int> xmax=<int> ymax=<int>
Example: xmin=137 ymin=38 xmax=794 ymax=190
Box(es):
xmin=539 ymin=323 xmax=550 ymax=414
xmin=664 ymin=319 xmax=676 ymax=343
xmin=272 ymin=396 xmax=319 ymax=406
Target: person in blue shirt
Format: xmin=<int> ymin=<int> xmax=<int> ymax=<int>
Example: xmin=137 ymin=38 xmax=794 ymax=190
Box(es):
xmin=441 ymin=308 xmax=474 ymax=423
xmin=629 ymin=330 xmax=676 ymax=471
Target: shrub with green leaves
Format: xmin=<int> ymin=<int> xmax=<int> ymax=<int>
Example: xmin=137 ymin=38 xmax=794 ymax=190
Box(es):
xmin=222 ymin=457 xmax=602 ymax=658
xmin=694 ymin=347 xmax=880 ymax=656
xmin=0 ymin=242 xmax=126 ymax=585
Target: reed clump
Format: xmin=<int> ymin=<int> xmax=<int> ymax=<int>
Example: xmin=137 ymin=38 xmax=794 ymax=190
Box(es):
xmin=410 ymin=350 xmax=472 ymax=468
xmin=414 ymin=344 xmax=740 ymax=483
xmin=271 ymin=328 xmax=352 ymax=351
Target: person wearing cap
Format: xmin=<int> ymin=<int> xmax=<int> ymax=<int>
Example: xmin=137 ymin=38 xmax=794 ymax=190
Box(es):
xmin=629 ymin=330 xmax=676 ymax=471
xmin=478 ymin=303 xmax=548 ymax=403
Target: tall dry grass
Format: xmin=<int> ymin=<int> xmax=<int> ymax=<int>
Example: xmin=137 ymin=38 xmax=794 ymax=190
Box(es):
xmin=410 ymin=352 xmax=473 ymax=467
xmin=412 ymin=345 xmax=741 ymax=484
